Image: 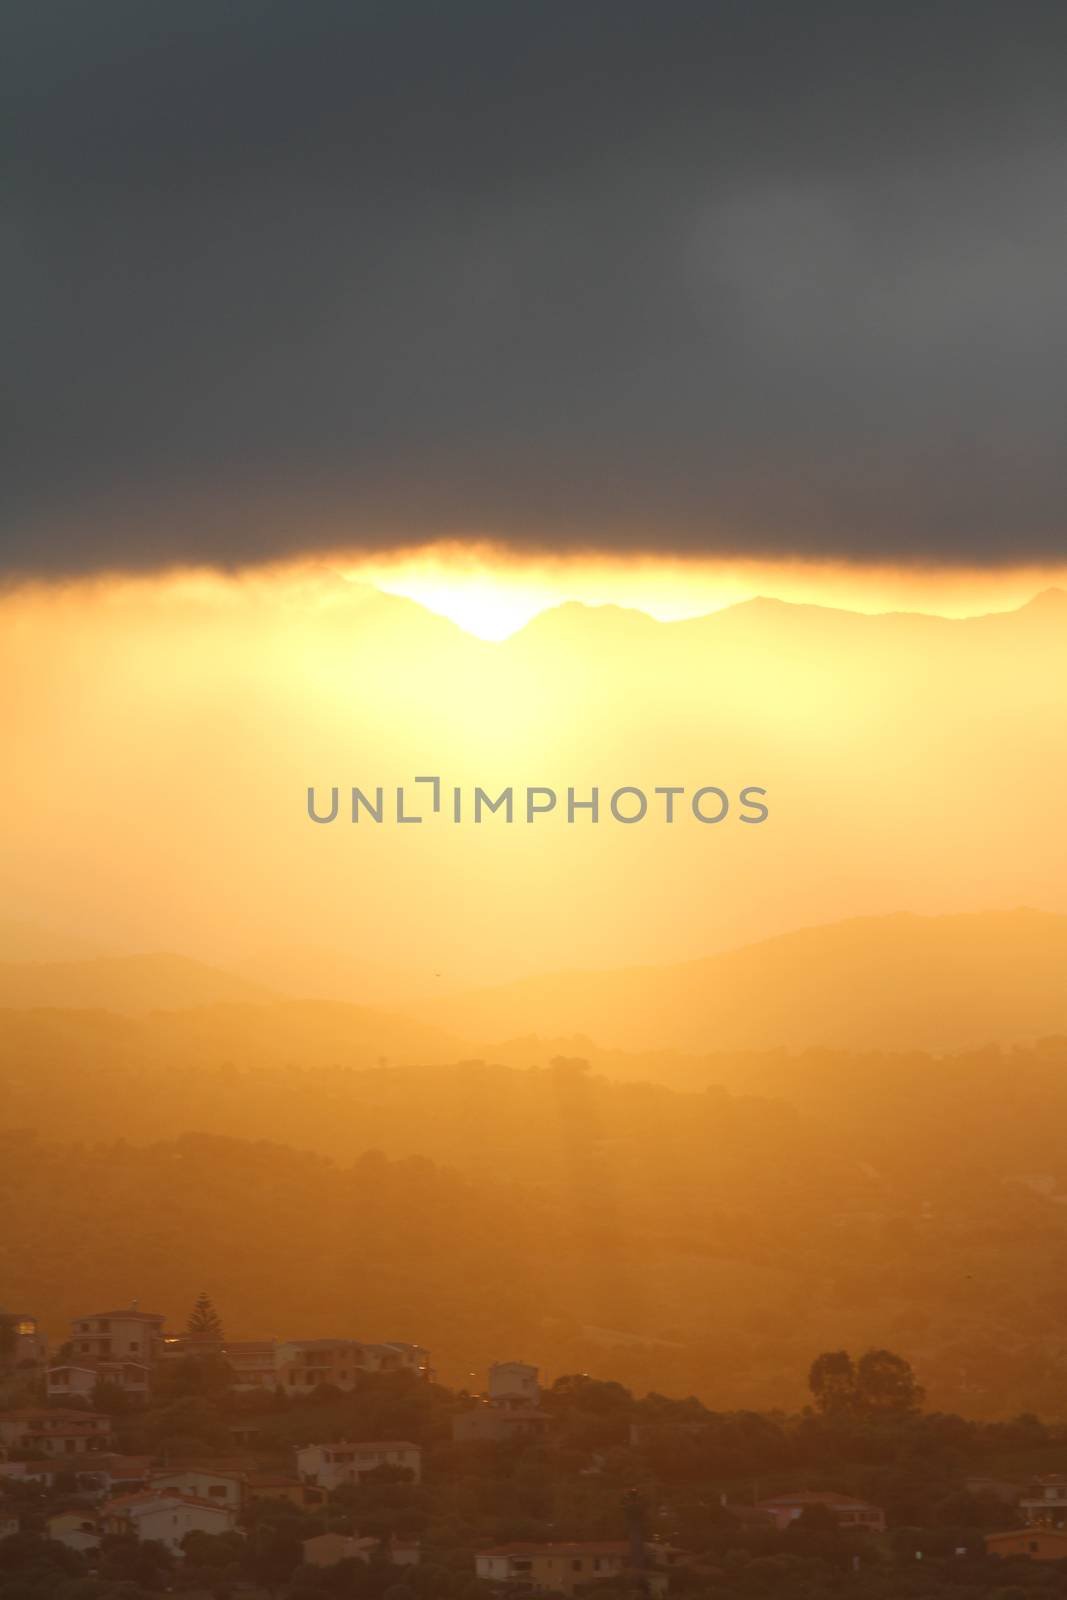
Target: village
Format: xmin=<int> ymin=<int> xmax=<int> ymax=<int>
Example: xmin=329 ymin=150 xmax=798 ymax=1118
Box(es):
xmin=4 ymin=1302 xmax=1067 ymax=1600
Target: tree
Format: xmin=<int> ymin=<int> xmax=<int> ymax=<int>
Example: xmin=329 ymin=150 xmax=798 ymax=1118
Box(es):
xmin=808 ymin=1347 xmax=924 ymax=1420
xmin=187 ymin=1292 xmax=224 ymax=1338
xmin=854 ymin=1348 xmax=924 ymax=1418
xmin=808 ymin=1350 xmax=856 ymax=1417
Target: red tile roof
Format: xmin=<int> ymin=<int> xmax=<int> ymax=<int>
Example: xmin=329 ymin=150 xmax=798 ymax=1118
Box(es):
xmin=150 ymin=1466 xmax=245 ymax=1485
xmin=105 ymin=1490 xmax=236 ymax=1515
xmin=75 ymin=1311 xmax=165 ymax=1323
xmin=480 ymin=1542 xmax=631 ymax=1558
xmin=756 ymin=1491 xmax=880 ymax=1509
xmin=310 ymin=1440 xmax=420 ymax=1453
xmin=0 ymin=1408 xmax=109 ymax=1423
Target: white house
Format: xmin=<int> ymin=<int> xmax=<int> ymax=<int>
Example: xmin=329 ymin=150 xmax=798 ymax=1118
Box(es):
xmin=69 ymin=1311 xmax=165 ymax=1365
xmin=476 ymin=1542 xmax=633 ymax=1595
xmin=1022 ymin=1475 xmax=1067 ymax=1527
xmin=223 ymin=1341 xmax=277 ymax=1392
xmin=488 ymin=1361 xmax=540 ymax=1406
xmin=149 ymin=1467 xmax=245 ymax=1509
xmin=276 ymin=1340 xmax=430 ymax=1394
xmin=0 ymin=1408 xmax=112 ymax=1456
xmin=102 ymin=1491 xmax=238 ymax=1553
xmin=47 ymin=1361 xmax=151 ymax=1402
xmin=296 ymin=1441 xmax=421 ymax=1489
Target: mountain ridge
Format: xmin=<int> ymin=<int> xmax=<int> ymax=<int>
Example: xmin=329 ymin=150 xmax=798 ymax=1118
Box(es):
xmin=413 ymin=907 xmax=1067 ymax=1054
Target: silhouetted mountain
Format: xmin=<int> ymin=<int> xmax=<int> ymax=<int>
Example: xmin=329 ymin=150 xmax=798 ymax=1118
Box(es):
xmin=416 ymin=909 xmax=1067 ymax=1052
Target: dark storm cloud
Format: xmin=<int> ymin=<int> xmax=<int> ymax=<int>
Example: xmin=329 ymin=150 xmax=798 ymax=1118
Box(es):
xmin=6 ymin=0 xmax=1067 ymax=572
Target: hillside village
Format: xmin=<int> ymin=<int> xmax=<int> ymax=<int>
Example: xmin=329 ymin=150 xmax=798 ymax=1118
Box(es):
xmin=5 ymin=1301 xmax=1067 ymax=1600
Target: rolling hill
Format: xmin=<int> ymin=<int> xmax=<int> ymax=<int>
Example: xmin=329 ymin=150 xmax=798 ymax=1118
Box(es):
xmin=414 ymin=908 xmax=1067 ymax=1053
xmin=0 ymin=952 xmax=277 ymax=1014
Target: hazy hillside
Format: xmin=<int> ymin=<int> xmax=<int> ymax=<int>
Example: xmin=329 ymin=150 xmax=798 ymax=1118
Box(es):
xmin=0 ymin=997 xmax=469 ymax=1069
xmin=0 ymin=920 xmax=110 ymax=964
xmin=0 ymin=953 xmax=278 ymax=1014
xmin=416 ymin=908 xmax=1067 ymax=1052
xmin=7 ymin=1040 xmax=1067 ymax=1415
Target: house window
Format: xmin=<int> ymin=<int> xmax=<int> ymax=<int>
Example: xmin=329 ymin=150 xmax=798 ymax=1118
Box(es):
xmin=1031 ymin=1542 xmax=1039 ymax=1553
xmin=572 ymin=1560 xmax=583 ymax=1571
xmin=130 ymin=1342 xmax=139 ymax=1352
xmin=209 ymin=1487 xmax=227 ymax=1498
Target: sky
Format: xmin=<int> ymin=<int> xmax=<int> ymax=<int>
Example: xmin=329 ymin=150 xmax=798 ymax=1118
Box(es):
xmin=7 ymin=0 xmax=1067 ymax=579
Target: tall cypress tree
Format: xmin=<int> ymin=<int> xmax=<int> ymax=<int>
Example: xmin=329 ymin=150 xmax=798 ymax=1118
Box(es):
xmin=187 ymin=1292 xmax=224 ymax=1338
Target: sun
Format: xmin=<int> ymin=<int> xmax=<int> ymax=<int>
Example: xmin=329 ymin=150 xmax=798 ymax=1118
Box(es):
xmin=366 ymin=566 xmax=561 ymax=641
xmin=341 ymin=541 xmax=1067 ymax=641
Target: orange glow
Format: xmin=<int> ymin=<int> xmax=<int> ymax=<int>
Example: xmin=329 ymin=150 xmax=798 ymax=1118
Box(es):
xmin=343 ymin=540 xmax=1067 ymax=638
xmin=2 ymin=550 xmax=1066 ymax=999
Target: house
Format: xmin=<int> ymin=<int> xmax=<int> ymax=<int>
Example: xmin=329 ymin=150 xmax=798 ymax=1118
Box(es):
xmin=101 ymin=1490 xmax=238 ymax=1553
xmin=1022 ymin=1475 xmax=1067 ymax=1526
xmin=47 ymin=1361 xmax=150 ymax=1402
xmin=476 ymin=1542 xmax=634 ymax=1596
xmin=453 ymin=1362 xmax=551 ymax=1443
xmin=0 ymin=1408 xmax=112 ymax=1456
xmin=149 ymin=1466 xmax=245 ymax=1510
xmin=986 ymin=1528 xmax=1067 ymax=1562
xmin=360 ymin=1342 xmax=430 ymax=1378
xmin=44 ymin=1365 xmax=99 ymax=1403
xmin=453 ymin=1405 xmax=551 ymax=1444
xmin=68 ymin=1459 xmax=151 ymax=1504
xmin=224 ymin=1341 xmax=277 ymax=1391
xmin=488 ymin=1362 xmax=540 ymax=1407
xmin=47 ymin=1510 xmax=100 ymax=1553
xmin=302 ymin=1532 xmax=421 ymax=1568
xmin=752 ymin=1490 xmax=885 ymax=1533
xmin=247 ymin=1474 xmax=322 ymax=1509
xmin=276 ymin=1340 xmax=367 ymax=1393
xmin=296 ymin=1440 xmax=422 ymax=1488
xmin=69 ymin=1310 xmax=165 ymax=1365
xmin=0 ymin=1313 xmax=47 ymax=1367
xmin=57 ymin=1309 xmax=165 ymax=1399
xmin=0 ymin=1453 xmax=150 ymax=1499
xmin=302 ymin=1533 xmax=382 ymax=1567
xmin=275 ymin=1339 xmax=429 ymax=1394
